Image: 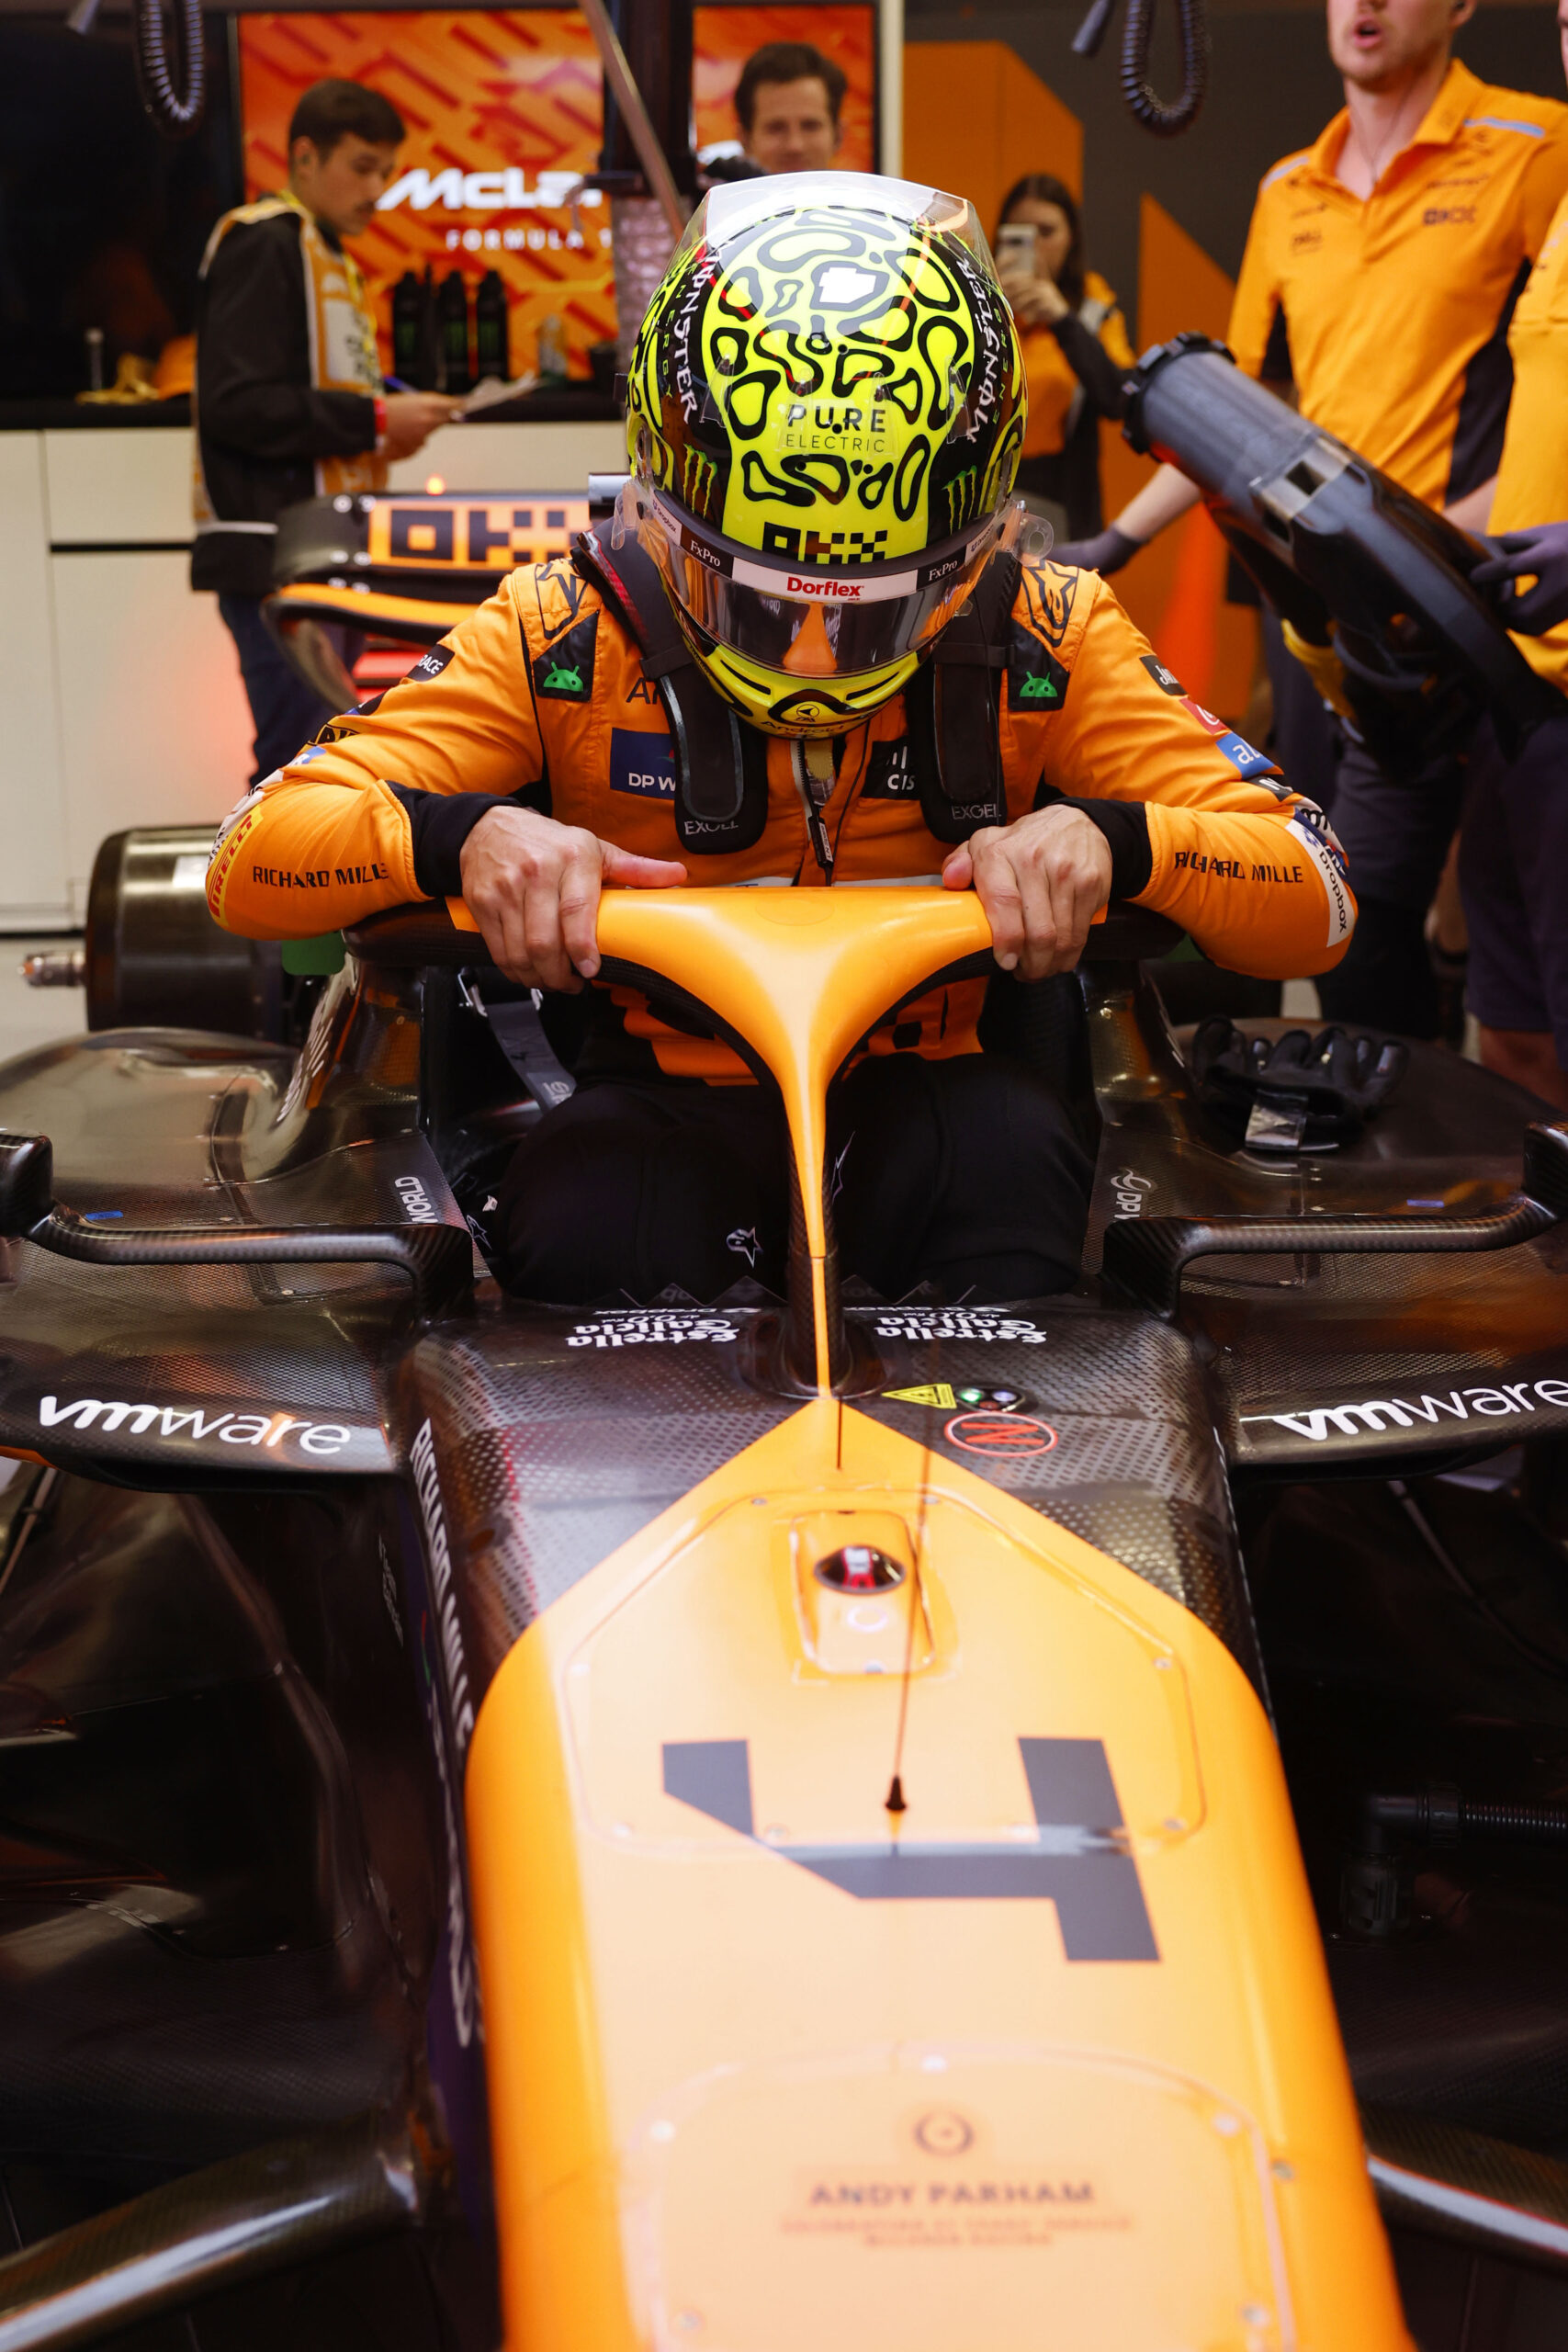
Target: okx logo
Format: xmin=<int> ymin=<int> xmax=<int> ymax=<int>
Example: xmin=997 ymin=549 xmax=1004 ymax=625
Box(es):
xmin=663 ymin=1735 xmax=1157 ymax=1959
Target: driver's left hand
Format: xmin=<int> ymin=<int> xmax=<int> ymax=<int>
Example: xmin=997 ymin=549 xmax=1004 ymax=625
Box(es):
xmin=942 ymin=804 xmax=1113 ymax=978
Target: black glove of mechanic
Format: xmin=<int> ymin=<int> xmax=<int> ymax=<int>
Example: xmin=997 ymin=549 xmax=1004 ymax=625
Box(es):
xmin=1188 ymin=1020 xmax=1408 ymax=1148
xmin=1472 ymin=523 xmax=1568 ymax=636
xmin=1051 ymin=524 xmax=1140 ymax=576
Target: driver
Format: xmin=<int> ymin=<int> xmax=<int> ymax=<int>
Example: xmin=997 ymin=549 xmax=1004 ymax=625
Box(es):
xmin=209 ymin=173 xmax=1358 ymax=1307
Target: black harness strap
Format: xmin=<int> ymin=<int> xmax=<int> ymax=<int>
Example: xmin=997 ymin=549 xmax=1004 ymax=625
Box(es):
xmin=573 ymin=526 xmax=769 ymax=854
xmin=574 ymin=527 xmax=1021 ymax=856
xmin=906 ymin=548 xmax=1019 ymax=843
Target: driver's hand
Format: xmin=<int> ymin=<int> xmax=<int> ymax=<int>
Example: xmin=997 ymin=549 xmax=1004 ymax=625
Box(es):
xmin=458 ymin=805 xmax=686 ymax=990
xmin=942 ymin=804 xmax=1112 ymax=979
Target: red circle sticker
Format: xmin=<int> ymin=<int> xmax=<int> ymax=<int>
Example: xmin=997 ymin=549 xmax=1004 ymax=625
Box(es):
xmin=943 ymin=1410 xmax=1058 ymax=1457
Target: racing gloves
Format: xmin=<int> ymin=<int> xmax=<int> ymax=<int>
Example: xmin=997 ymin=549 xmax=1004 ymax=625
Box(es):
xmin=1472 ymin=523 xmax=1568 ymax=636
xmin=1189 ymin=1019 xmax=1407 ymax=1149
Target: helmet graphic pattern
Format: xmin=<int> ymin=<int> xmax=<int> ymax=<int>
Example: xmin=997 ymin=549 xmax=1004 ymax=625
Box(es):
xmin=627 ymin=189 xmax=1025 ymax=565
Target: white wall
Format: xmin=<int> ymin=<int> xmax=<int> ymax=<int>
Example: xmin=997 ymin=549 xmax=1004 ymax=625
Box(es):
xmin=1 ymin=416 xmax=627 ymax=927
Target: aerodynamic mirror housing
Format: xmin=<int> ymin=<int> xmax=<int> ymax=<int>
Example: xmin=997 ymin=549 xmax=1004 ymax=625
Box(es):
xmin=0 ymin=1133 xmax=54 ymax=1237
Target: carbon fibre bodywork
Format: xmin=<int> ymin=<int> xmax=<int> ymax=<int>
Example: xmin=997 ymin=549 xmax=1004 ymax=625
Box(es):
xmin=4 ymin=907 xmax=1568 ymax=2348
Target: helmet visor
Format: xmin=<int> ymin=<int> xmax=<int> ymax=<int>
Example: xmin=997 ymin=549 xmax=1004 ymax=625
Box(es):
xmin=632 ymin=484 xmax=1032 ymax=680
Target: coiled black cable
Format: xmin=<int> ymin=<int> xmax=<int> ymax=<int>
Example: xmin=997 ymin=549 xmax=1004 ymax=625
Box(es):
xmin=1072 ymin=0 xmax=1209 ymax=139
xmin=131 ymin=0 xmax=205 ymax=138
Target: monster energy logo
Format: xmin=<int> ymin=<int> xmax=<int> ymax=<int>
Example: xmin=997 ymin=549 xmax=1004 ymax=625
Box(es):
xmin=943 ymin=469 xmax=979 ymax=532
xmin=682 ymin=446 xmax=718 ymax=512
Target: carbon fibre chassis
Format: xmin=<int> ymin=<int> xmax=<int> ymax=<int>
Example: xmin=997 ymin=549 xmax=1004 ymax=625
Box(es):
xmin=0 ymin=937 xmax=1558 ymax=1696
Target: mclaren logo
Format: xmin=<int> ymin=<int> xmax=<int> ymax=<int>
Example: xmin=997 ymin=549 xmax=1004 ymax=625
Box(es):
xmin=378 ymin=166 xmax=604 ymax=214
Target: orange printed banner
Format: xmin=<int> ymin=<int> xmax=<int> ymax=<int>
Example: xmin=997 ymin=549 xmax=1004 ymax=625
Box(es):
xmin=239 ymin=6 xmax=875 ymax=384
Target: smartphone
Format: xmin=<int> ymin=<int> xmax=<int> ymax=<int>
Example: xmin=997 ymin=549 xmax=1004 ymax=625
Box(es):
xmin=996 ymin=221 xmax=1037 ymax=273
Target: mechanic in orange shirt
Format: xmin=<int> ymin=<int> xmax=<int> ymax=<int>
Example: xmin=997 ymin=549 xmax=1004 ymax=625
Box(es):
xmin=210 ymin=176 xmax=1357 ymax=1306
xmin=1461 ymin=0 xmax=1568 ymax=1110
xmin=1059 ymin=0 xmax=1568 ymax=1039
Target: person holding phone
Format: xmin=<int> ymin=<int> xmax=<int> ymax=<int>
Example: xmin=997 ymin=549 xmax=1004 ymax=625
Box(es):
xmin=995 ymin=175 xmax=1135 ymax=545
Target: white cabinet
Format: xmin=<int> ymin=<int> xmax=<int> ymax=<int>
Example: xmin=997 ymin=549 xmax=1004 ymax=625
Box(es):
xmin=1 ymin=417 xmax=626 ymax=925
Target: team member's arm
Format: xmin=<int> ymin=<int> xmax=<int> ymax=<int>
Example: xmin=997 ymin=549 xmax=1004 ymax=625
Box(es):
xmin=198 ymin=223 xmax=380 ymax=461
xmin=979 ymin=568 xmax=1355 ymax=980
xmin=1061 ymin=185 xmax=1284 ymax=574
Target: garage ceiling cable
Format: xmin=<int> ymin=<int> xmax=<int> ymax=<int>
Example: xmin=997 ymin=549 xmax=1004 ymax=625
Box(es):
xmin=1071 ymin=0 xmax=1209 ymax=137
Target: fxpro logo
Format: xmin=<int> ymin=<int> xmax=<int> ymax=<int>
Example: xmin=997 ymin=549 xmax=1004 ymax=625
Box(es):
xmin=378 ymin=166 xmax=604 ymax=213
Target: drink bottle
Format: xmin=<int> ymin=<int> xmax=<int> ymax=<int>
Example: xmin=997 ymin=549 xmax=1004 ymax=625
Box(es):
xmin=438 ymin=270 xmax=471 ymax=395
xmin=475 ymin=269 xmax=510 ymax=380
xmin=391 ymin=271 xmax=422 ymax=381
xmin=536 ymin=311 xmax=568 ymax=382
xmin=416 ymin=265 xmax=440 ymax=390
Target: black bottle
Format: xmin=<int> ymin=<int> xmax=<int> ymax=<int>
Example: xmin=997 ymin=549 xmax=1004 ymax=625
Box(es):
xmin=437 ymin=269 xmax=471 ymax=396
xmin=415 ymin=265 xmax=440 ymax=390
xmin=474 ymin=268 xmax=510 ymax=381
xmin=390 ymin=270 xmax=422 ymax=382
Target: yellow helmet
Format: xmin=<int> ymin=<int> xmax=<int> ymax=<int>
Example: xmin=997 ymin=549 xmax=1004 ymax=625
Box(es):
xmin=624 ymin=171 xmax=1027 ymax=737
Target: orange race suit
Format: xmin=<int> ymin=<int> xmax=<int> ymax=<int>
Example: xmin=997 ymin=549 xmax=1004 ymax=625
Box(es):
xmin=209 ymin=549 xmax=1356 ymax=1081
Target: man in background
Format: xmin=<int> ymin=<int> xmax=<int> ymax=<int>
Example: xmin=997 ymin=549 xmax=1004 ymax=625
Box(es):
xmin=1060 ymin=0 xmax=1568 ymax=1037
xmin=734 ymin=40 xmax=845 ymax=175
xmin=193 ymin=78 xmax=457 ymax=784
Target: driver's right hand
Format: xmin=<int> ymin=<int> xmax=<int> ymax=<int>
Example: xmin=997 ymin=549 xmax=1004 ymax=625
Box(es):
xmin=458 ymin=806 xmax=686 ymax=990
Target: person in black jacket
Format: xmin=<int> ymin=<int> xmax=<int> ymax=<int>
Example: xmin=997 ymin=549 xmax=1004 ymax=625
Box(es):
xmin=193 ymin=80 xmax=457 ymax=783
xmin=994 ymin=175 xmax=1135 ymax=547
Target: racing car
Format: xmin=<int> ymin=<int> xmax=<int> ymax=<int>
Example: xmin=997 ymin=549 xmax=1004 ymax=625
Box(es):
xmin=4 ymin=851 xmax=1568 ymax=2351
xmin=7 ymin=377 xmax=1568 ymax=2346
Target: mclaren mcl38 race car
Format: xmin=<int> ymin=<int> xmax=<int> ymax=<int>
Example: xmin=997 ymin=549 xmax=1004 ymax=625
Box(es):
xmin=7 ymin=377 xmax=1568 ymax=2349
xmin=5 ymin=863 xmax=1568 ymax=2352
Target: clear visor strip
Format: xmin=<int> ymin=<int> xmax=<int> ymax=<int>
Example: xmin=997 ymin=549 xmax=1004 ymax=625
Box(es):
xmin=626 ymin=481 xmax=1046 ymax=606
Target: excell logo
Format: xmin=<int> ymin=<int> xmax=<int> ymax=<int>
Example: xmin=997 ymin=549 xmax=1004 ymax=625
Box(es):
xmin=1243 ymin=1373 xmax=1568 ymax=1443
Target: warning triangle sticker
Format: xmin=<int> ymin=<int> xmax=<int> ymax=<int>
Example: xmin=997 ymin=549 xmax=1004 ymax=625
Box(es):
xmin=883 ymin=1384 xmax=956 ymax=1409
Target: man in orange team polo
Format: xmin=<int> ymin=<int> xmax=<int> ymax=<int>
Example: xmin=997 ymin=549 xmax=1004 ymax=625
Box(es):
xmin=209 ymin=175 xmax=1357 ymax=1308
xmin=1061 ymin=0 xmax=1568 ymax=1040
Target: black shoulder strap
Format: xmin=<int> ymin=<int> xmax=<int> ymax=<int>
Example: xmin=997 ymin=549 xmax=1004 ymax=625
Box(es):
xmin=572 ymin=527 xmax=769 ymax=856
xmin=905 ymin=548 xmax=1019 ymax=844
